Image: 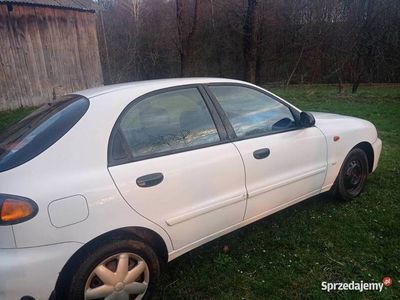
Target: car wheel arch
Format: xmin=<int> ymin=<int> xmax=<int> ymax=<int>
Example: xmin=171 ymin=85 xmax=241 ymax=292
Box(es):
xmin=329 ymin=141 xmax=374 ymax=195
xmin=353 ymin=141 xmax=374 ymax=173
xmin=54 ymin=226 xmax=168 ymax=298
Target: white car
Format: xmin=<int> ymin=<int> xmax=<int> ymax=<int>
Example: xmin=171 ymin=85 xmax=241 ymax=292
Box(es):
xmin=0 ymin=78 xmax=381 ymax=300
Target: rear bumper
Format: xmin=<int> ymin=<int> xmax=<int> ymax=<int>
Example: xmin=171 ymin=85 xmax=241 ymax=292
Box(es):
xmin=372 ymin=138 xmax=382 ymax=173
xmin=0 ymin=242 xmax=82 ymax=300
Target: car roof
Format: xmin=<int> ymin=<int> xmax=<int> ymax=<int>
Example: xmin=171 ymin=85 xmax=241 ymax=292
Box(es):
xmin=75 ymin=77 xmax=246 ymax=99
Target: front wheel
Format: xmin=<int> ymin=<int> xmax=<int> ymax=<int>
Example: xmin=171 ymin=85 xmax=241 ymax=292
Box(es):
xmin=63 ymin=239 xmax=160 ymax=300
xmin=336 ymin=148 xmax=369 ymax=201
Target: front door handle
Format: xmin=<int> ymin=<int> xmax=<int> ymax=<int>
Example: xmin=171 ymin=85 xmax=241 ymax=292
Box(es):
xmin=253 ymin=148 xmax=270 ymax=159
xmin=136 ymin=173 xmax=164 ymax=188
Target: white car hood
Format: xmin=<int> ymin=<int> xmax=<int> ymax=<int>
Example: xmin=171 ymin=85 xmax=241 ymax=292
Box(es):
xmin=311 ymin=111 xmax=378 ymax=143
xmin=311 ymin=111 xmax=359 ymax=121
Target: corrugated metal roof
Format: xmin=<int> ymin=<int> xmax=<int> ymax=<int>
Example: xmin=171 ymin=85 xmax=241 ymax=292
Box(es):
xmin=0 ymin=0 xmax=96 ymax=12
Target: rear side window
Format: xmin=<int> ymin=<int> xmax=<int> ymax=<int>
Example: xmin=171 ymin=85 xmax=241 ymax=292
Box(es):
xmin=110 ymin=88 xmax=220 ymax=163
xmin=0 ymin=95 xmax=89 ymax=172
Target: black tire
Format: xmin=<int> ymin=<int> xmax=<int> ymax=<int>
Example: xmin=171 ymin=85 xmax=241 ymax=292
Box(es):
xmin=59 ymin=239 xmax=160 ymax=300
xmin=335 ymin=148 xmax=369 ymax=201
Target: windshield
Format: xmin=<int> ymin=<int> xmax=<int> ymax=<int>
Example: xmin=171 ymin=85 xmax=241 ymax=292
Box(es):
xmin=0 ymin=95 xmax=89 ymax=172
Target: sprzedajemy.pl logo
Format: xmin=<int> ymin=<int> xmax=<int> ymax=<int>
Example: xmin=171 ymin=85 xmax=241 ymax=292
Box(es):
xmin=321 ymin=277 xmax=393 ymax=293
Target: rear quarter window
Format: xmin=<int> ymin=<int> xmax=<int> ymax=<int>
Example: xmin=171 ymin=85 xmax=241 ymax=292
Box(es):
xmin=0 ymin=95 xmax=89 ymax=172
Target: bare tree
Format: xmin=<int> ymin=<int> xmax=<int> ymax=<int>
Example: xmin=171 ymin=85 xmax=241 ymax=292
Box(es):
xmin=176 ymin=0 xmax=199 ymax=77
xmin=95 ymin=0 xmax=400 ymax=85
xmin=243 ymin=0 xmax=258 ymax=83
xmin=209 ymin=0 xmax=223 ymax=76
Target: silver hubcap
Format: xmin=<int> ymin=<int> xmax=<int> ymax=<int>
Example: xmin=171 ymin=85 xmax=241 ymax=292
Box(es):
xmin=84 ymin=252 xmax=150 ymax=300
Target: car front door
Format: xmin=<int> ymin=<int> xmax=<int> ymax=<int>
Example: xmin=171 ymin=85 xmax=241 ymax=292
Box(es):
xmin=108 ymin=86 xmax=246 ymax=250
xmin=207 ymin=84 xmax=327 ymax=220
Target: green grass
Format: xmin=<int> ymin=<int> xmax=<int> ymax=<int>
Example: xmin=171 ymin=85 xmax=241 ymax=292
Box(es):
xmin=0 ymin=107 xmax=36 ymax=132
xmin=0 ymin=84 xmax=399 ymax=299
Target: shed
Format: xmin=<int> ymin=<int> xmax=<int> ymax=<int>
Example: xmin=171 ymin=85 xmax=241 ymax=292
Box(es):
xmin=0 ymin=0 xmax=103 ymax=110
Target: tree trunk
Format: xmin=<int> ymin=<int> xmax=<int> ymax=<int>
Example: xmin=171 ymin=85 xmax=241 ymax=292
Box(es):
xmin=337 ymin=74 xmax=343 ymax=93
xmin=210 ymin=0 xmax=223 ymax=76
xmin=243 ymin=0 xmax=257 ymax=83
xmin=176 ymin=0 xmax=184 ymax=77
xmin=352 ymin=81 xmax=360 ymax=93
xmin=181 ymin=50 xmax=190 ymax=77
xmin=352 ymin=57 xmax=362 ymax=94
xmin=176 ymin=0 xmax=199 ymax=77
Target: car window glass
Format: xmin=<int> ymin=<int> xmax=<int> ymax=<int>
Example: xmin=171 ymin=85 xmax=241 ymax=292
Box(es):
xmin=209 ymin=85 xmax=296 ymax=138
xmin=0 ymin=95 xmax=89 ymax=172
xmin=118 ymin=88 xmax=220 ymax=158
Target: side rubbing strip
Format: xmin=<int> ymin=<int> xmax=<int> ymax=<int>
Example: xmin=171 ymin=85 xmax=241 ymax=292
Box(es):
xmin=249 ymin=167 xmax=327 ymax=198
xmin=166 ymin=194 xmax=246 ymax=226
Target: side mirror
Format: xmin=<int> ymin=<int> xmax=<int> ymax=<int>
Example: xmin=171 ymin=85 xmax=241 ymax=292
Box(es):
xmin=299 ymin=111 xmax=315 ymax=128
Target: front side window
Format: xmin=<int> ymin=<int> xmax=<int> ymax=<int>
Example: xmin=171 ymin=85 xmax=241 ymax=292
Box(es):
xmin=116 ymin=88 xmax=220 ymax=159
xmin=209 ymin=85 xmax=296 ymax=138
xmin=0 ymin=95 xmax=89 ymax=172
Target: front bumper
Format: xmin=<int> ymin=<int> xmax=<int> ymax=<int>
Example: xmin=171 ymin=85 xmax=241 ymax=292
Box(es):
xmin=372 ymin=138 xmax=382 ymax=173
xmin=0 ymin=242 xmax=82 ymax=300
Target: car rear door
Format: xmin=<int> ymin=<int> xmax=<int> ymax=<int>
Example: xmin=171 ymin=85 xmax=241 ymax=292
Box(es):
xmin=108 ymin=86 xmax=246 ymax=250
xmin=206 ymin=84 xmax=327 ymax=220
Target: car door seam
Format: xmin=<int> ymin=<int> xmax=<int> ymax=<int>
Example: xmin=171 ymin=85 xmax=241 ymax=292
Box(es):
xmin=314 ymin=125 xmax=330 ymax=190
xmin=231 ymin=142 xmax=249 ymax=221
xmin=106 ymin=168 xmax=176 ymax=249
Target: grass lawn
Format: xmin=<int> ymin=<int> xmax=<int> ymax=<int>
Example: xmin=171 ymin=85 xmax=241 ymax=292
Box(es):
xmin=0 ymin=84 xmax=399 ymax=299
xmin=0 ymin=106 xmax=36 ymax=132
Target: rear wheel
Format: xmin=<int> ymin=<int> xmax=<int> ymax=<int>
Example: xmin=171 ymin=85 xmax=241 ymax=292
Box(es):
xmin=63 ymin=239 xmax=160 ymax=300
xmin=336 ymin=148 xmax=369 ymax=201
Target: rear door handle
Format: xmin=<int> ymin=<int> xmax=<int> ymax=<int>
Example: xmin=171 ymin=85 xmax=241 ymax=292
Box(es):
xmin=253 ymin=148 xmax=270 ymax=159
xmin=136 ymin=173 xmax=164 ymax=188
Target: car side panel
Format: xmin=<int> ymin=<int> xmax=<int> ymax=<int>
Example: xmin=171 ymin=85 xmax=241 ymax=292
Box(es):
xmin=109 ymin=144 xmax=247 ymax=250
xmin=312 ymin=112 xmax=379 ymax=192
xmin=233 ymin=127 xmax=327 ymax=219
xmin=0 ymin=242 xmax=82 ymax=300
xmin=0 ymin=93 xmax=173 ymax=251
xmin=371 ymin=138 xmax=382 ymax=172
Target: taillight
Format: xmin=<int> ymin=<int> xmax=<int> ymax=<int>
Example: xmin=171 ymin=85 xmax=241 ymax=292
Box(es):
xmin=0 ymin=194 xmax=38 ymax=225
